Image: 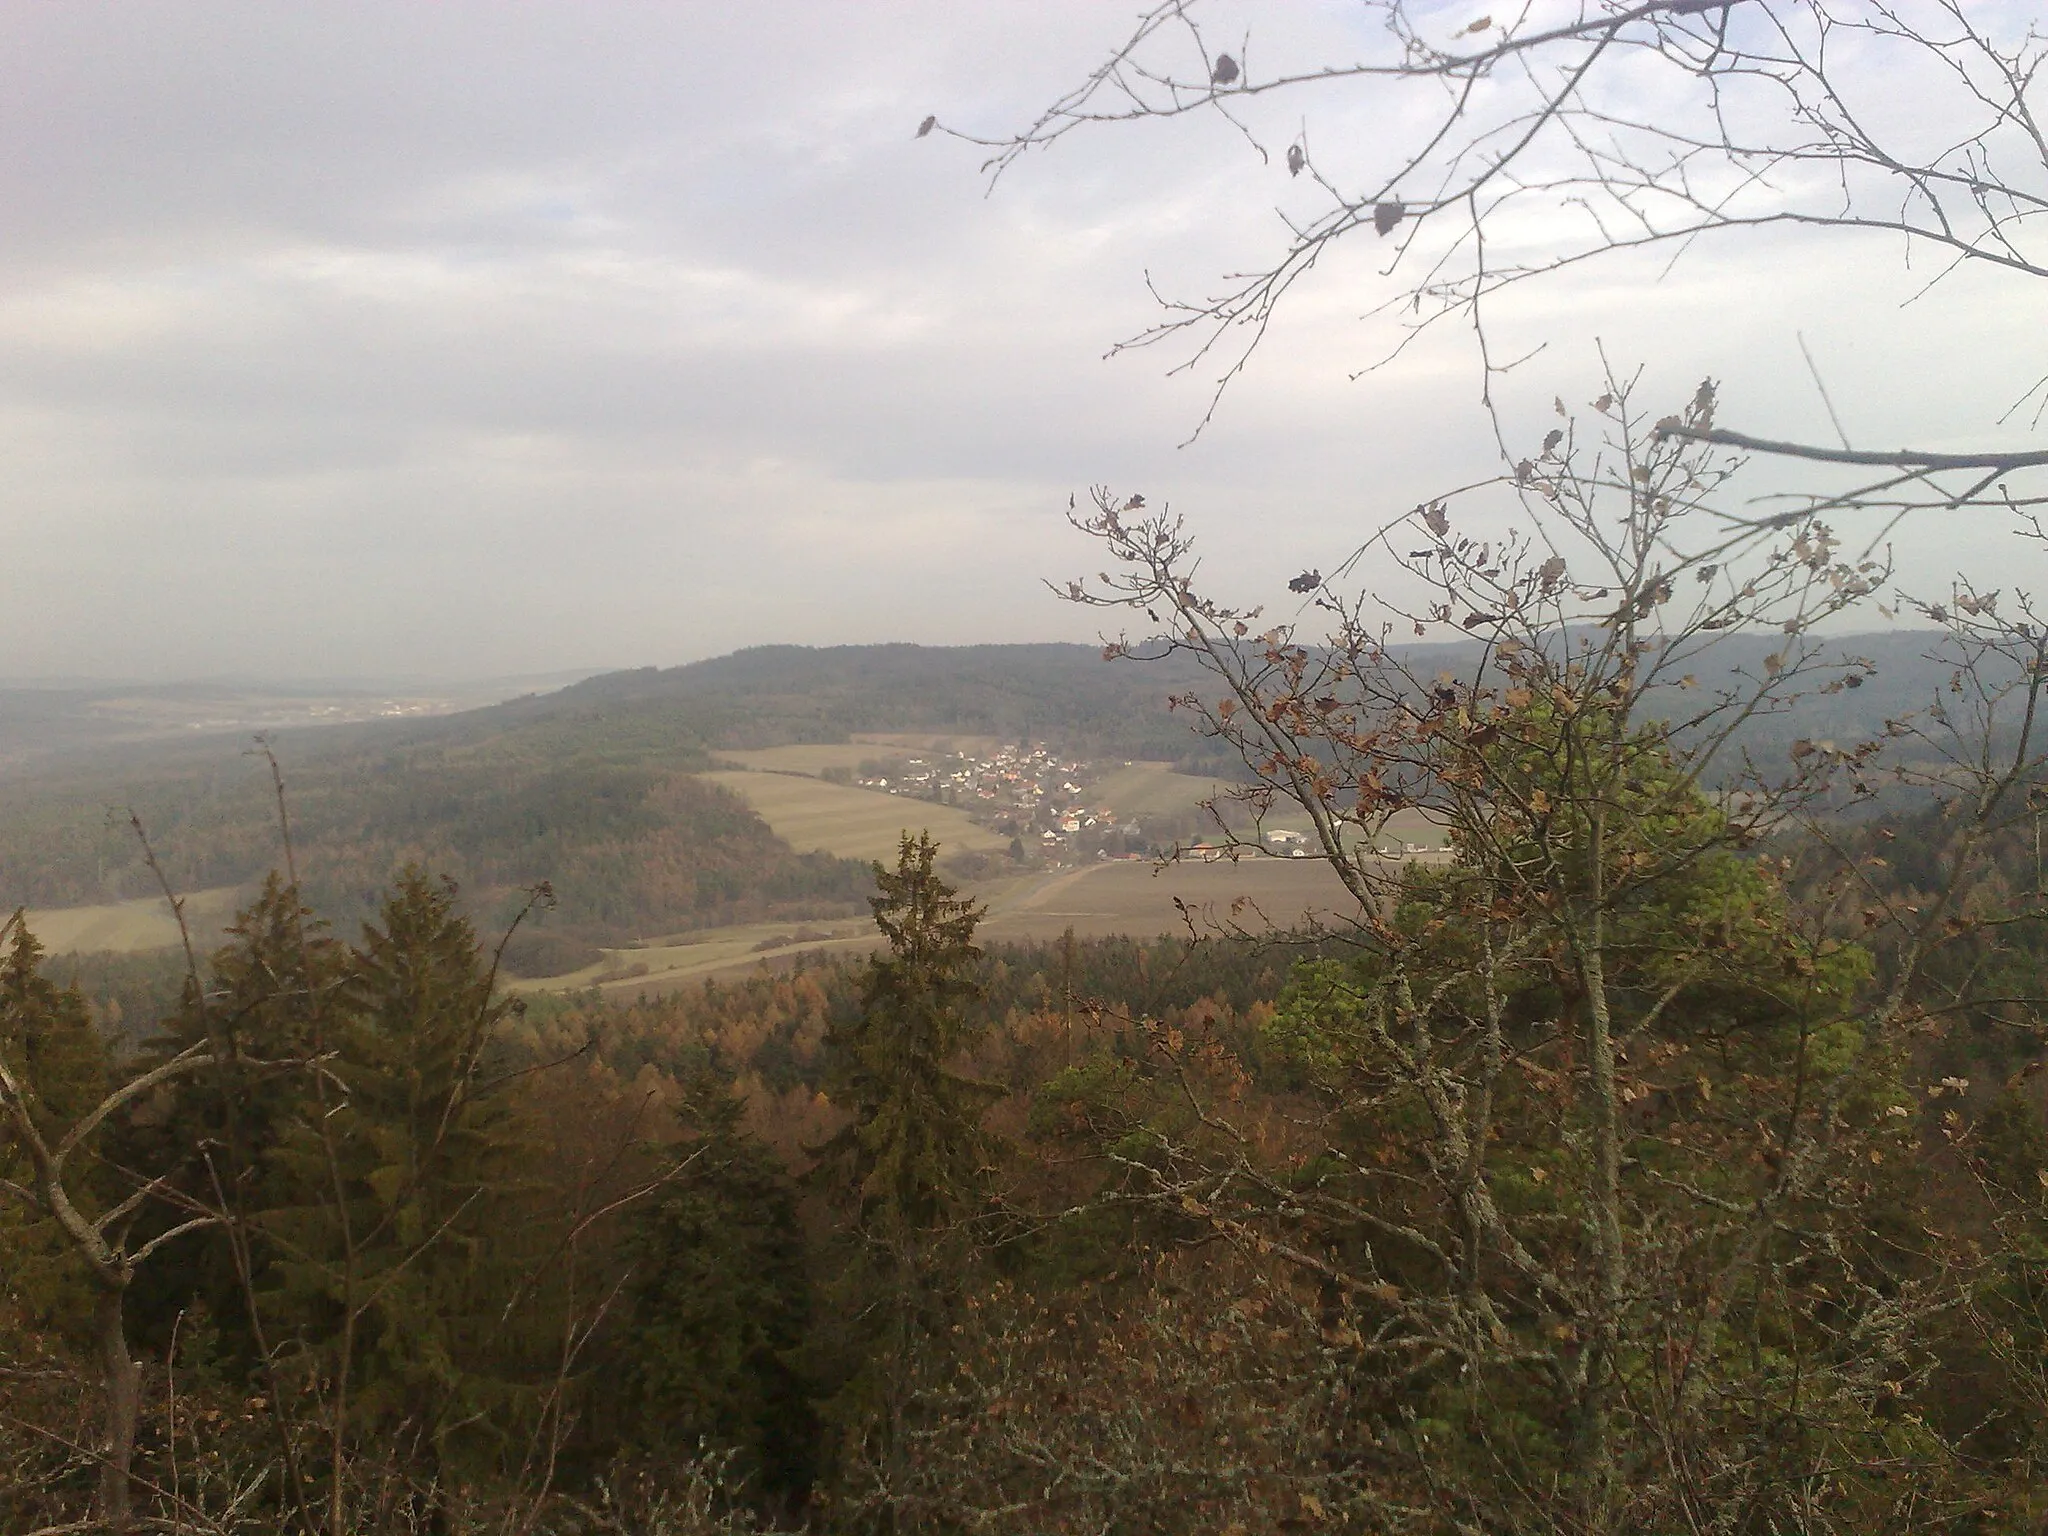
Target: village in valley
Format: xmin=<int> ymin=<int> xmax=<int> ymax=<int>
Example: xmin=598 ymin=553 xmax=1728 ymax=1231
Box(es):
xmin=846 ymin=740 xmax=1427 ymax=864
xmin=850 ymin=742 xmax=1138 ymax=855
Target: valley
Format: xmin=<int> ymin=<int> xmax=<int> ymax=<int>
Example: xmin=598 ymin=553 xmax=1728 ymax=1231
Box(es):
xmin=0 ymin=634 xmax=1945 ymax=988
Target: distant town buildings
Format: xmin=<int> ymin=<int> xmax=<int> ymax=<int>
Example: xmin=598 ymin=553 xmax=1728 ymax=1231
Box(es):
xmin=850 ymin=740 xmax=1444 ymax=868
xmin=860 ymin=744 xmax=1098 ymax=822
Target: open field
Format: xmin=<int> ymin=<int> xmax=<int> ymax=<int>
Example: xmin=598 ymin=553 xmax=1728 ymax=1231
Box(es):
xmin=1233 ymin=805 xmax=1448 ymax=848
xmin=1088 ymin=762 xmax=1227 ymax=818
xmin=21 ymin=886 xmax=245 ymax=954
xmin=513 ymin=855 xmax=1385 ymax=997
xmin=1342 ymin=806 xmax=1448 ymax=849
xmin=981 ymin=856 xmax=1359 ymax=943
xmin=505 ymin=914 xmax=883 ymax=997
xmin=697 ymin=770 xmax=1007 ymax=863
xmin=1083 ymin=763 xmax=1449 ymax=848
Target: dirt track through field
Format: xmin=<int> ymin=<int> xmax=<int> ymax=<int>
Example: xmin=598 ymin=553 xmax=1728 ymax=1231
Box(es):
xmin=522 ymin=856 xmax=1372 ymax=999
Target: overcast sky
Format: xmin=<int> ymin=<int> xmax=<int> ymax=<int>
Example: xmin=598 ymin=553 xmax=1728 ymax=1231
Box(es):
xmin=3 ymin=1 xmax=2042 ymax=681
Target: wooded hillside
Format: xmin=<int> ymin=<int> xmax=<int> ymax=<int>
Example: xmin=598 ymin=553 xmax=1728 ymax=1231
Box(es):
xmin=0 ymin=635 xmax=1966 ymax=949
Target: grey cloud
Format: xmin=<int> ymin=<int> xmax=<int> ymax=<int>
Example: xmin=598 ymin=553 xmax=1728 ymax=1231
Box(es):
xmin=1 ymin=2 xmax=2040 ymax=680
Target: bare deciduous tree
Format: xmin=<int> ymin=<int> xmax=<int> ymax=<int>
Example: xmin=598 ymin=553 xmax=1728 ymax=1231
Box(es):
xmin=1 ymin=908 xmax=236 ymax=1531
xmin=940 ymin=0 xmax=2046 ymax=511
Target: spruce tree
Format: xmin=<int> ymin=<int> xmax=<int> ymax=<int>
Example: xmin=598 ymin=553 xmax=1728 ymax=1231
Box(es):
xmin=117 ymin=875 xmax=342 ymax=1358
xmin=0 ymin=918 xmax=156 ymax=1529
xmin=0 ymin=918 xmax=111 ymax=1326
xmin=616 ymin=1081 xmax=815 ymax=1505
xmin=263 ymin=867 xmax=523 ymax=1493
xmin=816 ymin=832 xmax=999 ymax=1239
xmin=0 ymin=918 xmax=109 ymax=1160
xmin=813 ymin=833 xmax=1002 ymax=1496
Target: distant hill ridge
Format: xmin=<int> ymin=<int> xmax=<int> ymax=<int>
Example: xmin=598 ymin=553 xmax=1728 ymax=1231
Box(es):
xmin=0 ymin=633 xmax=1966 ymax=949
xmin=0 ymin=643 xmax=1226 ymax=946
xmin=464 ymin=642 xmax=1223 ymax=759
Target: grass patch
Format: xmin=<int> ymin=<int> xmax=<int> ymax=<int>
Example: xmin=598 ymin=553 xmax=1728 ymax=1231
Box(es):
xmin=696 ymin=771 xmax=1006 ymax=864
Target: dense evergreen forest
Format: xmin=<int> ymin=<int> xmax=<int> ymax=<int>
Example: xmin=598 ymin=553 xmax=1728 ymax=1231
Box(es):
xmin=0 ymin=748 xmax=872 ymax=958
xmin=7 ymin=629 xmax=2046 ymax=1535
xmin=8 ymin=753 xmax=2048 ymax=1532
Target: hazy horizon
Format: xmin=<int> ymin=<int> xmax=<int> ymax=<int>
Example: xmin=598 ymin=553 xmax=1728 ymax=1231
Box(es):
xmin=0 ymin=623 xmax=1956 ymax=693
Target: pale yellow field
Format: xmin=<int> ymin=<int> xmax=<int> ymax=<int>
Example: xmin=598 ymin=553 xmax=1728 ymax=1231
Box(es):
xmin=516 ymin=857 xmax=1385 ymax=997
xmin=1233 ymin=805 xmax=1449 ymax=848
xmin=981 ymin=857 xmax=1361 ymax=943
xmin=699 ymin=770 xmax=1007 ymax=863
xmin=20 ymin=886 xmax=245 ymax=954
xmin=1085 ymin=762 xmax=1447 ymax=848
xmin=506 ymin=914 xmax=883 ymax=997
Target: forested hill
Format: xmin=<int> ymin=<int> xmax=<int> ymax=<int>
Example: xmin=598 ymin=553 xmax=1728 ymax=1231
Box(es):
xmin=0 ymin=643 xmax=1225 ymax=946
xmin=335 ymin=628 xmax=1959 ymax=767
xmin=0 ymin=738 xmax=874 ymax=958
xmin=466 ymin=642 xmax=1227 ymax=762
xmin=0 ymin=632 xmax=1966 ymax=947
